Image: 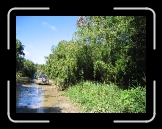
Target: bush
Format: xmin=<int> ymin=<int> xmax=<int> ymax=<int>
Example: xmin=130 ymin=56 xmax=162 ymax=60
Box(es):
xmin=63 ymin=81 xmax=123 ymax=113
xmin=63 ymin=81 xmax=146 ymax=113
xmin=119 ymin=86 xmax=146 ymax=113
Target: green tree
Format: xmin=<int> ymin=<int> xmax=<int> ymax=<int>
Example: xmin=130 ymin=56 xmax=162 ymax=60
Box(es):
xmin=73 ymin=16 xmax=146 ymax=88
xmin=21 ymin=59 xmax=37 ymax=78
xmin=16 ymin=39 xmax=25 ymax=72
xmin=45 ymin=16 xmax=146 ymax=89
xmin=16 ymin=39 xmax=37 ymax=78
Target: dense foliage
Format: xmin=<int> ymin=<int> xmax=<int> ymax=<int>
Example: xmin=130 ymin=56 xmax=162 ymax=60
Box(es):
xmin=44 ymin=16 xmax=146 ymax=113
xmin=45 ymin=16 xmax=146 ymax=89
xmin=62 ymin=81 xmax=146 ymax=113
xmin=16 ymin=16 xmax=146 ymax=113
xmin=16 ymin=39 xmax=25 ymax=72
xmin=21 ymin=59 xmax=37 ymax=78
xmin=16 ymin=39 xmax=36 ymax=78
xmin=36 ymin=64 xmax=46 ymax=76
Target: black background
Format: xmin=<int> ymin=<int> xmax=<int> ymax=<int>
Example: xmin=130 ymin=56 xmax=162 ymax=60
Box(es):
xmin=5 ymin=5 xmax=157 ymax=125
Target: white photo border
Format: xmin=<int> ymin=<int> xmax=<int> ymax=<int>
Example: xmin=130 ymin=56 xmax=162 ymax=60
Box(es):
xmin=113 ymin=7 xmax=156 ymax=123
xmin=8 ymin=7 xmax=155 ymax=123
xmin=7 ymin=7 xmax=50 ymax=123
xmin=113 ymin=7 xmax=156 ymax=50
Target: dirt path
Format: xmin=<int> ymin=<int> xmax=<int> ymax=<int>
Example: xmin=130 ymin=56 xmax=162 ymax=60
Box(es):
xmin=40 ymin=85 xmax=84 ymax=113
xmin=16 ymin=80 xmax=84 ymax=113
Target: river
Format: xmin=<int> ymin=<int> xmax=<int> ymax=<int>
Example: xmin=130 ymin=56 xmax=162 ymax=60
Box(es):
xmin=16 ymin=81 xmax=84 ymax=113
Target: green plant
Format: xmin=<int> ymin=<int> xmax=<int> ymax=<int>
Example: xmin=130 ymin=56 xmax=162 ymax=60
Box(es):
xmin=62 ymin=81 xmax=123 ymax=113
xmin=119 ymin=86 xmax=146 ymax=113
xmin=42 ymin=16 xmax=146 ymax=113
xmin=16 ymin=39 xmax=37 ymax=79
xmin=45 ymin=16 xmax=146 ymax=89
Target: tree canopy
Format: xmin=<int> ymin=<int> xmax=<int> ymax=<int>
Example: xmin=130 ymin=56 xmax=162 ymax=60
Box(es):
xmin=16 ymin=39 xmax=37 ymax=78
xmin=44 ymin=16 xmax=146 ymax=89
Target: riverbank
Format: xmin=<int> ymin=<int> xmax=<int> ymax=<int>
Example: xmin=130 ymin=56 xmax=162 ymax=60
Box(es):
xmin=16 ymin=78 xmax=84 ymax=113
xmin=62 ymin=81 xmax=146 ymax=113
xmin=16 ymin=76 xmax=34 ymax=86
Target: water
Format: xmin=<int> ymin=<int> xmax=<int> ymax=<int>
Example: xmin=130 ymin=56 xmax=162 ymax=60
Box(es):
xmin=16 ymin=81 xmax=84 ymax=113
xmin=16 ymin=82 xmax=61 ymax=113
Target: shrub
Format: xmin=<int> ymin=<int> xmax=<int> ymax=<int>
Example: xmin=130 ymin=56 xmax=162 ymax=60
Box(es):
xmin=63 ymin=81 xmax=146 ymax=113
xmin=119 ymin=86 xmax=146 ymax=113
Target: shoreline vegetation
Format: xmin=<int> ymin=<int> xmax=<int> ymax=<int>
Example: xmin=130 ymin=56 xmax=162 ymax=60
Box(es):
xmin=16 ymin=77 xmax=146 ymax=113
xmin=16 ymin=76 xmax=34 ymax=86
xmin=61 ymin=81 xmax=146 ymax=113
xmin=16 ymin=16 xmax=146 ymax=113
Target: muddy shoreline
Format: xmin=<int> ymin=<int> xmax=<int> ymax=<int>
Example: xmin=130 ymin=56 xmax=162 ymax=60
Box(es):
xmin=16 ymin=79 xmax=84 ymax=113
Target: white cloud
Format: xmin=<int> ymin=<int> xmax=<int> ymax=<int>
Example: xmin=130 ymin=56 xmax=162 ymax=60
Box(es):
xmin=32 ymin=56 xmax=46 ymax=64
xmin=42 ymin=21 xmax=57 ymax=31
xmin=43 ymin=21 xmax=48 ymax=26
xmin=24 ymin=55 xmax=45 ymax=65
xmin=51 ymin=26 xmax=57 ymax=31
xmin=22 ymin=49 xmax=47 ymax=64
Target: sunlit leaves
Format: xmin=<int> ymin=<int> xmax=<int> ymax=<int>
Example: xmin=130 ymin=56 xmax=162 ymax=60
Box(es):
xmin=45 ymin=16 xmax=146 ymax=89
xmin=16 ymin=39 xmax=25 ymax=72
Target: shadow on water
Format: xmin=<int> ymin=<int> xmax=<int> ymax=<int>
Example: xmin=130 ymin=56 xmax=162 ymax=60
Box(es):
xmin=16 ymin=83 xmax=62 ymax=113
xmin=16 ymin=106 xmax=63 ymax=113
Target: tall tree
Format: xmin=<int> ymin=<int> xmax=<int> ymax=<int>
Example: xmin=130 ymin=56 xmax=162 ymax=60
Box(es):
xmin=16 ymin=39 xmax=25 ymax=72
xmin=45 ymin=16 xmax=146 ymax=89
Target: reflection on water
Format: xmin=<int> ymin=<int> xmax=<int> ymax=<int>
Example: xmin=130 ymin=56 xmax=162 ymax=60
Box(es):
xmin=16 ymin=82 xmax=84 ymax=113
xmin=16 ymin=83 xmax=48 ymax=113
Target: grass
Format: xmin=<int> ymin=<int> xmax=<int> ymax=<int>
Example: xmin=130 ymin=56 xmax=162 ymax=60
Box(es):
xmin=16 ymin=76 xmax=33 ymax=85
xmin=61 ymin=81 xmax=146 ymax=113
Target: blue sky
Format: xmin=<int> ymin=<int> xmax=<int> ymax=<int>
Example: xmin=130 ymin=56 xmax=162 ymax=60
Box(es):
xmin=16 ymin=16 xmax=79 ymax=64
